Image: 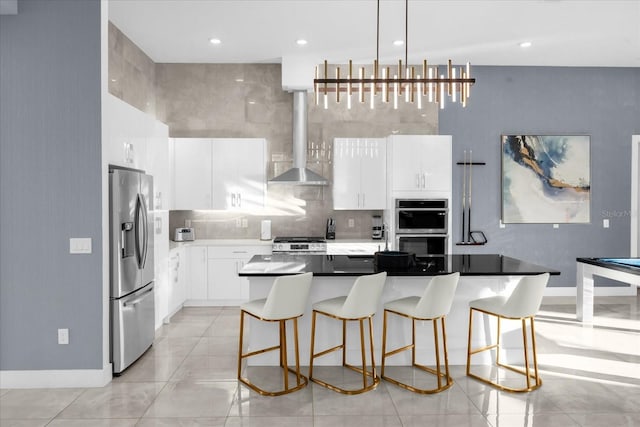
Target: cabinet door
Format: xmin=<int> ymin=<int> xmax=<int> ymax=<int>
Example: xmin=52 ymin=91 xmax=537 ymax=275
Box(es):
xmin=173 ymin=138 xmax=212 ymax=209
xmin=146 ymin=121 xmax=170 ymax=210
xmin=186 ymin=246 xmax=208 ymax=300
xmin=207 ymin=258 xmax=246 ymax=301
xmin=359 ymin=138 xmax=387 ymax=209
xmin=212 ymin=138 xmax=266 ymax=210
xmin=390 ymin=136 xmax=425 ymax=192
xmin=333 ymin=138 xmax=361 ymax=209
xmin=168 ymin=247 xmax=186 ymax=316
xmin=421 ymin=136 xmax=452 ymax=192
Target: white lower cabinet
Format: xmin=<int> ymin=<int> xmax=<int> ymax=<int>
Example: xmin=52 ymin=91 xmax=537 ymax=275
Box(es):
xmin=168 ymin=246 xmax=186 ymax=318
xmin=184 ymin=243 xmax=271 ymax=306
xmin=186 ymin=246 xmax=208 ymax=301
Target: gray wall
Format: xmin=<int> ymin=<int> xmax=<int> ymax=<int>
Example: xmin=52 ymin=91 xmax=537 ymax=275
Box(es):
xmin=441 ymin=66 xmax=640 ymax=286
xmin=0 ymin=0 xmax=103 ymax=370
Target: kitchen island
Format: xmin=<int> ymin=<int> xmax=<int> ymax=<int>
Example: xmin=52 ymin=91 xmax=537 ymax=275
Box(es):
xmin=239 ymin=254 xmax=559 ymax=366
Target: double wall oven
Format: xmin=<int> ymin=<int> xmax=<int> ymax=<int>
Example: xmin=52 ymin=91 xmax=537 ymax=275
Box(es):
xmin=395 ymin=199 xmax=448 ymax=255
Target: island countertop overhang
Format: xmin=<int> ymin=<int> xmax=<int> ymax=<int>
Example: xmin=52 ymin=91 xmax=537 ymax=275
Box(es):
xmin=239 ymin=253 xmax=560 ymax=277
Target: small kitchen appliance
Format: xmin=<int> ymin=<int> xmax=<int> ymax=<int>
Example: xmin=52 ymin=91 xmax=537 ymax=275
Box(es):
xmin=372 ymin=215 xmax=383 ymax=239
xmin=174 ymin=227 xmax=195 ymax=241
xmin=326 ymin=218 xmax=336 ymax=240
xmin=272 ymin=237 xmax=327 ymax=254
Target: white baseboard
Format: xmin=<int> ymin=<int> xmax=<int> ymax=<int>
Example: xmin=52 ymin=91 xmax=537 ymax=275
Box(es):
xmin=544 ymin=286 xmax=637 ymax=297
xmin=0 ymin=365 xmax=112 ymax=389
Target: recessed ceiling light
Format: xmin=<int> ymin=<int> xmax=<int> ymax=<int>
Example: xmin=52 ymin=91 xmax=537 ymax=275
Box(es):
xmin=296 ymin=39 xmax=308 ymax=46
xmin=209 ymin=38 xmax=221 ymax=45
xmin=519 ymin=41 xmax=533 ymax=48
xmin=393 ymin=40 xmax=404 ymax=46
xmin=248 ymin=100 xmax=256 ymax=105
xmin=235 ymin=78 xmax=244 ymax=82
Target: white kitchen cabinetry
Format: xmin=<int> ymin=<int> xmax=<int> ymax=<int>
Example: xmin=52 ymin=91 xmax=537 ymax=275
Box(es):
xmin=172 ymin=138 xmax=266 ymax=210
xmin=186 ymin=246 xmax=208 ymax=302
xmin=168 ymin=246 xmax=187 ymax=319
xmin=206 ymin=245 xmax=272 ymax=305
xmin=104 ymin=95 xmax=147 ymax=169
xmin=183 ymin=243 xmax=271 ymax=306
xmin=172 ymin=138 xmax=213 ymax=209
xmin=333 ymin=138 xmax=387 ymax=210
xmin=389 ymin=135 xmax=452 ymax=195
xmin=212 ymin=138 xmax=266 ymax=210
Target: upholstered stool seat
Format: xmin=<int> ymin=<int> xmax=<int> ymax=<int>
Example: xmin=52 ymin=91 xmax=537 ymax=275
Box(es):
xmin=466 ymin=272 xmax=550 ymax=392
xmin=381 ymin=272 xmax=460 ymax=394
xmin=237 ymin=272 xmax=313 ymax=396
xmin=308 ymin=271 xmax=387 ymax=395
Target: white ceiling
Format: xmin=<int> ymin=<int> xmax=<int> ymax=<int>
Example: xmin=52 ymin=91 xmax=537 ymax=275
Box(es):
xmin=108 ymin=0 xmax=640 ymax=67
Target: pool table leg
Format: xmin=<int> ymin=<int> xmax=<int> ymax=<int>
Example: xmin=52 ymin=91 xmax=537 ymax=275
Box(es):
xmin=576 ymin=262 xmax=594 ymax=323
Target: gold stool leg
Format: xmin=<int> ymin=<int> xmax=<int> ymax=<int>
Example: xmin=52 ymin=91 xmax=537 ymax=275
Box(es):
xmin=238 ymin=312 xmax=308 ymax=397
xmin=467 ymin=309 xmax=542 ymax=392
xmin=309 ymin=312 xmax=380 ymax=394
xmin=381 ymin=311 xmax=453 ymax=394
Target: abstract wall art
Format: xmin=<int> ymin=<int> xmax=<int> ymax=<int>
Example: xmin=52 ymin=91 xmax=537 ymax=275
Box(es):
xmin=501 ymin=135 xmax=591 ymax=223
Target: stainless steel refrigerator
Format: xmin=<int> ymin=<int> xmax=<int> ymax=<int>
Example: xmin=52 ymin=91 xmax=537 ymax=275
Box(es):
xmin=109 ymin=166 xmax=155 ymax=375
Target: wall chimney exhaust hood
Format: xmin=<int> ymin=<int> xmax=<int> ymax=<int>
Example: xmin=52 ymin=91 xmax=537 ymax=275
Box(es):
xmin=269 ymin=90 xmax=328 ymax=186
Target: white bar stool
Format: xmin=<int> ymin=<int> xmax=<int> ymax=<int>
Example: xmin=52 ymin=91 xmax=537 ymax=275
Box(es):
xmin=308 ymin=271 xmax=387 ymax=394
xmin=381 ymin=272 xmax=460 ymax=394
xmin=237 ymin=272 xmax=313 ymax=396
xmin=466 ymin=272 xmax=550 ymax=392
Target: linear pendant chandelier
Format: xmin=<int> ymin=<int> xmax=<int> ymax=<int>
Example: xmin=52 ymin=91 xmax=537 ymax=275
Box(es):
xmin=314 ymin=0 xmax=476 ymax=110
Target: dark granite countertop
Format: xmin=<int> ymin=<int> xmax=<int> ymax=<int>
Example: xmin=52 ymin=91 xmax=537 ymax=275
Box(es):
xmin=239 ymin=254 xmax=560 ymax=277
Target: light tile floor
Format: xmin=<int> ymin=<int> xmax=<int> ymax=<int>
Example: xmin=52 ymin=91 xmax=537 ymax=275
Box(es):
xmin=1 ymin=295 xmax=639 ymax=426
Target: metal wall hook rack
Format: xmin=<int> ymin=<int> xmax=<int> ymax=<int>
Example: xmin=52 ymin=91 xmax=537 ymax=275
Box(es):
xmin=456 ymin=151 xmax=487 ymax=246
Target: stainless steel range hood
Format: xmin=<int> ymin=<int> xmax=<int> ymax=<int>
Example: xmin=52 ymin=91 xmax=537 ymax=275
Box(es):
xmin=269 ymin=91 xmax=328 ymax=186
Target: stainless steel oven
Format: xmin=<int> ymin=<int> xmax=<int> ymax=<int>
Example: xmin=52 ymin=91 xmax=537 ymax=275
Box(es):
xmin=396 ymin=234 xmax=447 ymax=255
xmin=395 ymin=199 xmax=448 ymax=234
xmin=395 ymin=199 xmax=448 ymax=255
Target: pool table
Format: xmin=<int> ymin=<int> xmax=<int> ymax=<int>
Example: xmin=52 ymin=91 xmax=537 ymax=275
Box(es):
xmin=576 ymin=257 xmax=640 ymax=323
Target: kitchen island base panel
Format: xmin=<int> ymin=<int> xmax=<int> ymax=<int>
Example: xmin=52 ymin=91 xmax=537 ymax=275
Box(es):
xmin=245 ymin=276 xmax=534 ymax=366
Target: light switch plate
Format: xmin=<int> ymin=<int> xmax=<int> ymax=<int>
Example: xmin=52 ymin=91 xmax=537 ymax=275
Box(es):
xmin=69 ymin=238 xmax=92 ymax=254
xmin=603 ymin=219 xmax=610 ymax=228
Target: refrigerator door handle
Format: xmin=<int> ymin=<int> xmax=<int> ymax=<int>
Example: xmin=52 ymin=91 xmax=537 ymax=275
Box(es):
xmin=134 ymin=195 xmax=143 ymax=269
xmin=138 ymin=193 xmax=150 ymax=269
xmin=123 ymin=286 xmax=154 ymax=308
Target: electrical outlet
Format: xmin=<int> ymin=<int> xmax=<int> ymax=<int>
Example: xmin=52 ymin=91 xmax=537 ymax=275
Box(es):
xmin=58 ymin=328 xmax=69 ymax=345
xmin=241 ymin=218 xmax=248 ymax=228
xmin=603 ymin=219 xmax=610 ymax=228
xmin=348 ymin=218 xmax=355 ymax=228
xmin=236 ymin=218 xmax=242 ymax=228
xmin=553 ymin=224 xmax=559 ymax=229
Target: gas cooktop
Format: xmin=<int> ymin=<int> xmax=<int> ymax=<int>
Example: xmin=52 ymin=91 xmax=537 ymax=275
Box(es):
xmin=273 ymin=236 xmax=326 ymax=243
xmin=272 ymin=236 xmax=327 ymax=253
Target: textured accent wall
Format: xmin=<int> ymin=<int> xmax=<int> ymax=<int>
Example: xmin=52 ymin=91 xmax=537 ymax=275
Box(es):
xmin=0 ymin=0 xmax=103 ymax=370
xmin=441 ymin=66 xmax=640 ymax=286
xmin=108 ymin=22 xmax=156 ymax=116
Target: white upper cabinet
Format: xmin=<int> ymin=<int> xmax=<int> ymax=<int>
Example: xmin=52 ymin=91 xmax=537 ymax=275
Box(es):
xmin=212 ymin=138 xmax=266 ymax=210
xmin=172 ymin=138 xmax=213 ymax=209
xmin=389 ymin=135 xmax=452 ymax=195
xmin=172 ymin=138 xmax=266 ymax=211
xmin=333 ymin=138 xmax=387 ymax=210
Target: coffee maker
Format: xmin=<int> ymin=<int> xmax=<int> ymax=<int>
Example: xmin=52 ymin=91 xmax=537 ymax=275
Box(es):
xmin=372 ymin=215 xmax=383 ymax=239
